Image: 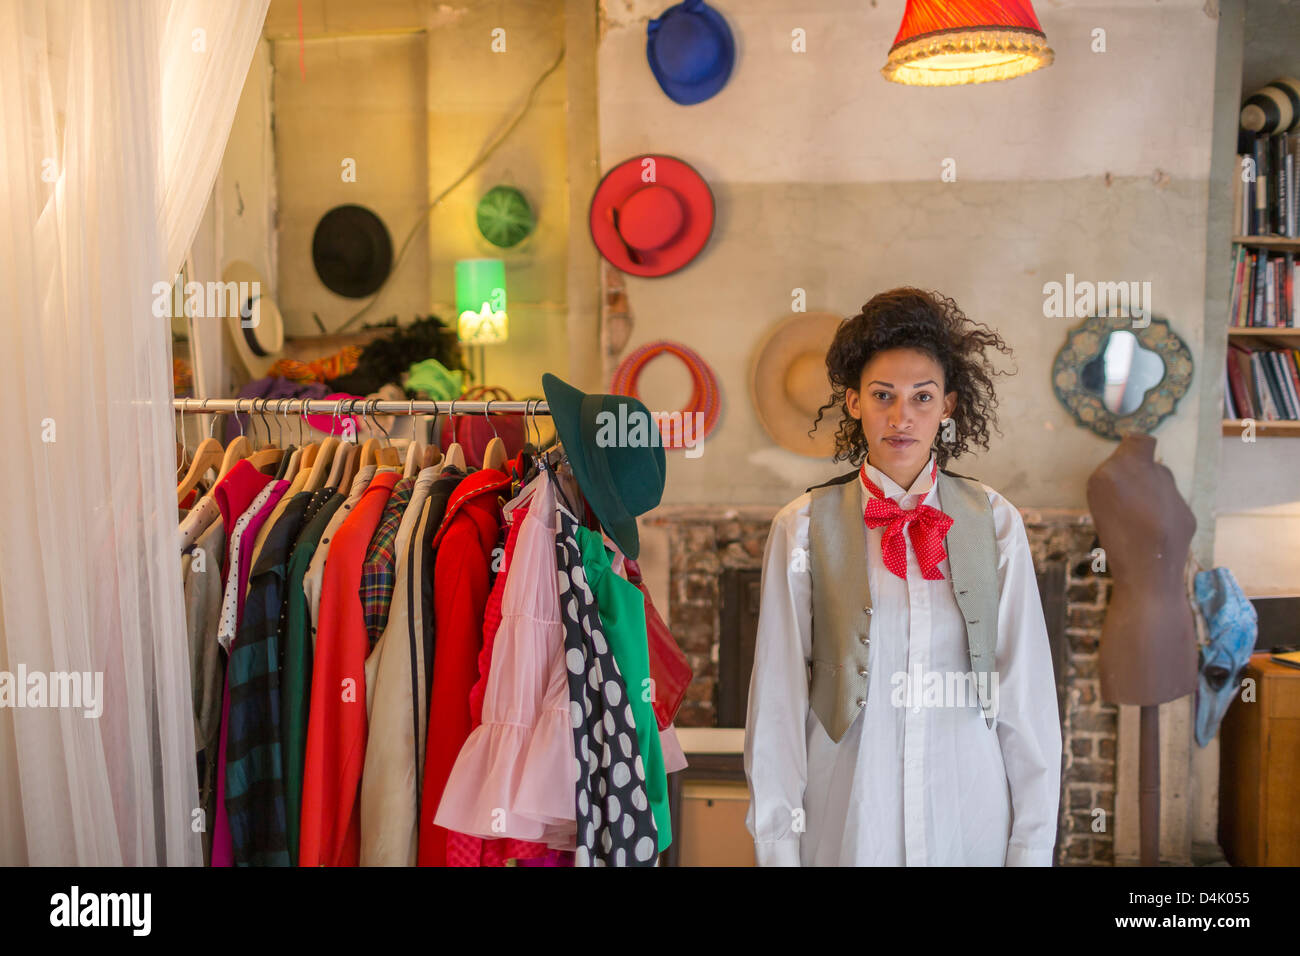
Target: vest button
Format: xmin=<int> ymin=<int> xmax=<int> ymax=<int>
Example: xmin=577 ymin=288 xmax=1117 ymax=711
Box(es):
xmin=857 ymin=666 xmax=868 ymax=677
xmin=856 ymin=697 xmax=866 ymax=707
xmin=859 ymin=635 xmax=870 ymax=645
xmin=863 ymin=606 xmax=874 ymax=615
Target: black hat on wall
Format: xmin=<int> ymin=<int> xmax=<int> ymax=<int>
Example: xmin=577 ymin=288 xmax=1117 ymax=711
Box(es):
xmin=311 ymin=203 xmax=394 ymax=298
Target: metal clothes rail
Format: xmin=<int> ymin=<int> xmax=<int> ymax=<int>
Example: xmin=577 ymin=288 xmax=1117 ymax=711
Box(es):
xmin=172 ymin=397 xmax=551 ymax=416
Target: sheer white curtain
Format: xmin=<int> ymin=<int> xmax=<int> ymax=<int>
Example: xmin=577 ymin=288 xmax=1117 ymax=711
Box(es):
xmin=0 ymin=0 xmax=268 ymax=865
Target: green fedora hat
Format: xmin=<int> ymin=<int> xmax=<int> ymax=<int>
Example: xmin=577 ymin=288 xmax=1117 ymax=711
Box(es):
xmin=541 ymin=372 xmax=667 ymax=559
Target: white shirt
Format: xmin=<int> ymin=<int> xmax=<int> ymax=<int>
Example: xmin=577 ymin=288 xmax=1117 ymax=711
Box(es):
xmin=743 ymin=451 xmax=1062 ymax=866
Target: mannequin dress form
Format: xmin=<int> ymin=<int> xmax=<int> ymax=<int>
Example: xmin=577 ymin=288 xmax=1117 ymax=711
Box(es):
xmin=1086 ymin=431 xmax=1197 ymax=865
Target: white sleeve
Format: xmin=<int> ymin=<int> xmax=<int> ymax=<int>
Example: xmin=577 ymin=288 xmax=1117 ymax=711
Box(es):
xmin=743 ymin=496 xmax=813 ymax=867
xmin=988 ymin=493 xmax=1063 ymax=867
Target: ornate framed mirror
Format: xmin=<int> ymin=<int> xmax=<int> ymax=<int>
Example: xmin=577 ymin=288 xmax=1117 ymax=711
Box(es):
xmin=1051 ymin=313 xmax=1193 ymax=440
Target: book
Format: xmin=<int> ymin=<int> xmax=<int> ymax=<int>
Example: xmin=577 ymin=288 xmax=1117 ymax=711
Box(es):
xmin=1252 ymin=350 xmax=1282 ymax=420
xmin=1266 ymin=257 xmax=1276 ymax=327
xmin=1253 ymin=135 xmax=1269 ymax=235
xmin=1287 ymin=150 xmax=1296 ymax=237
xmin=1242 ymin=251 xmax=1256 ymax=326
xmin=1226 ymin=344 xmax=1255 ymax=418
xmin=1268 ymin=350 xmax=1299 ymax=419
xmin=1272 ymin=133 xmax=1287 ymax=236
xmin=1254 ymin=249 xmax=1268 ymax=325
xmin=1233 ymin=155 xmax=1245 ymax=239
xmin=1282 ymin=349 xmax=1300 ymax=416
xmin=1229 ymin=244 xmax=1247 ymax=326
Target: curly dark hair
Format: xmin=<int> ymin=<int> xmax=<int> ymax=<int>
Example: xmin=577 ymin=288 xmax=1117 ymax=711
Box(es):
xmin=810 ymin=288 xmax=1015 ymax=469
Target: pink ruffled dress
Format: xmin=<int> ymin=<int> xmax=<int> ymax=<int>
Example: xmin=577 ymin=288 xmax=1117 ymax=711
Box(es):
xmin=435 ymin=472 xmax=576 ymax=847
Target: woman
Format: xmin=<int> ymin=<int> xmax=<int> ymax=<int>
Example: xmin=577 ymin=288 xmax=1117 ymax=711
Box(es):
xmin=743 ymin=288 xmax=1063 ymax=866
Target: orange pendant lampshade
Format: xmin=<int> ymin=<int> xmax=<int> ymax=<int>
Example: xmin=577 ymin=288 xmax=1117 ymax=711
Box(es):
xmin=882 ymin=0 xmax=1053 ymax=86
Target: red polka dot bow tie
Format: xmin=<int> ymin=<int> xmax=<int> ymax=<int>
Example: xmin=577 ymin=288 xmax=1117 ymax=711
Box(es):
xmin=860 ymin=460 xmax=953 ymax=581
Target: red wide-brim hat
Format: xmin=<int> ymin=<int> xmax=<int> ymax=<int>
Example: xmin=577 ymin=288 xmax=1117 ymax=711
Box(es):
xmin=588 ymin=154 xmax=714 ymax=277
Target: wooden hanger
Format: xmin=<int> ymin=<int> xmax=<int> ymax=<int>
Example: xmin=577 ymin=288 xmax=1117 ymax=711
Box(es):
xmin=421 ymin=443 xmax=442 ymax=470
xmin=359 ymin=398 xmax=401 ymax=468
xmin=299 ymin=442 xmax=320 ymax=472
xmin=285 ymin=399 xmax=318 ymax=482
xmin=306 ymin=403 xmax=344 ymax=491
xmin=218 ymin=434 xmax=251 ymax=481
xmin=178 ymin=436 xmax=223 ymax=504
xmin=339 ymin=441 xmax=361 ymax=490
xmin=330 ymin=439 xmax=356 ymax=486
xmin=280 ymin=446 xmax=303 ymax=482
xmin=395 ymin=401 xmax=418 ymax=477
xmin=442 ymin=399 xmax=466 ymax=471
xmin=481 ymin=400 xmax=507 ymax=471
xmin=443 ymin=441 xmax=466 ymax=472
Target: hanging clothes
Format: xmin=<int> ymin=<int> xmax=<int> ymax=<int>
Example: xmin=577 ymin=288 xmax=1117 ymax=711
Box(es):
xmin=446 ymin=472 xmax=554 ymax=867
xmin=359 ymin=467 xmax=440 ymax=865
xmin=435 ymin=471 xmax=575 ymax=848
xmin=225 ymin=486 xmax=314 ymax=866
xmin=417 ymin=467 xmax=514 ymax=866
xmin=299 ymin=469 xmax=400 ymax=867
xmin=577 ymin=525 xmax=672 ymax=853
xmin=173 ymin=410 xmax=691 ymax=870
xmin=554 ymin=497 xmax=659 ymax=866
xmin=360 ymin=474 xmax=418 ymax=648
xmin=211 ymin=476 xmax=289 ymax=867
xmin=181 ymin=515 xmax=225 ymax=867
xmin=280 ymin=481 xmax=348 ymax=864
xmin=301 ymin=464 xmax=379 ymax=653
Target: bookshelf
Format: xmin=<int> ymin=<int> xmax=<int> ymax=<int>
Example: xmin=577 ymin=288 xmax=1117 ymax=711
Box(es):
xmin=1221 ymin=419 xmax=1300 ymax=437
xmin=1224 ymin=125 xmax=1299 ymax=434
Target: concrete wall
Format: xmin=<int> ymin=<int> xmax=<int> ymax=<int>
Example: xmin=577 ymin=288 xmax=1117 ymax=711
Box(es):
xmin=268 ymin=27 xmax=430 ymax=337
xmin=423 ymin=0 xmax=572 ymax=400
xmin=598 ymin=0 xmax=1222 ymax=515
xmin=256 ymin=0 xmax=573 ymax=403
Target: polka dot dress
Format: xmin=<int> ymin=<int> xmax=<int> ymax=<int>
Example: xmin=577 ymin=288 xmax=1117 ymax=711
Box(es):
xmin=554 ymin=502 xmax=658 ymax=867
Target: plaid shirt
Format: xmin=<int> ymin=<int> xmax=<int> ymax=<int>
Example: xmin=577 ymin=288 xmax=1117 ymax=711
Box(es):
xmin=226 ymin=490 xmax=313 ymax=866
xmin=360 ymin=475 xmax=417 ymax=649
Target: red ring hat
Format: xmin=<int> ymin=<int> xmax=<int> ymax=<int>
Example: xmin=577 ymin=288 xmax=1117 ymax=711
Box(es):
xmin=588 ymin=154 xmax=714 ymax=277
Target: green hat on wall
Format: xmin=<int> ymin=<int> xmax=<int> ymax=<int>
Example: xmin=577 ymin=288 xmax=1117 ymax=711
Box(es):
xmin=476 ymin=185 xmax=535 ymax=248
xmin=541 ymin=372 xmax=667 ymax=559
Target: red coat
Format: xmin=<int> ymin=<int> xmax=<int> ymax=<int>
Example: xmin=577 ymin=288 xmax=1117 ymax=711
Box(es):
xmin=418 ymin=468 xmax=512 ymax=866
xmin=300 ymin=471 xmax=399 ymax=867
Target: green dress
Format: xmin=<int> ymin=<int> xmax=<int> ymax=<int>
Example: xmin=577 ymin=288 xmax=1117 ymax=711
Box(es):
xmin=576 ymin=526 xmax=672 ymax=852
xmin=281 ymin=489 xmax=343 ymax=863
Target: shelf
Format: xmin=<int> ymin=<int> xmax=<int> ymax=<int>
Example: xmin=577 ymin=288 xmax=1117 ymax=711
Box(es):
xmin=1232 ymin=235 xmax=1300 ymax=251
xmin=1227 ymin=328 xmax=1300 ymax=347
xmin=1222 ymin=419 xmax=1300 ymax=436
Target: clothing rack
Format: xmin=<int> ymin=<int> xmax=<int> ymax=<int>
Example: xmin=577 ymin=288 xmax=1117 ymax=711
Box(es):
xmin=172 ymin=398 xmax=551 ymax=416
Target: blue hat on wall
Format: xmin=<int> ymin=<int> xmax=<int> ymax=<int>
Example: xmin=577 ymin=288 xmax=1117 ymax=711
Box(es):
xmin=646 ymin=0 xmax=735 ymax=106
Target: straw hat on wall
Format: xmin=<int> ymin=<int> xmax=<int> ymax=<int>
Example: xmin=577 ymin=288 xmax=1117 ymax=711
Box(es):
xmin=750 ymin=311 xmax=844 ymax=458
xmin=222 ymin=261 xmax=284 ymax=379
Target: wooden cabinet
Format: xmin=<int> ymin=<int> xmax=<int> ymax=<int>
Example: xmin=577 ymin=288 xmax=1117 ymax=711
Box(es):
xmin=1218 ymin=653 xmax=1300 ymax=865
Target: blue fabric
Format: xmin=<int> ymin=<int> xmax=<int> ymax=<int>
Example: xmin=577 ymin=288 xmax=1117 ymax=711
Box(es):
xmin=646 ymin=0 xmax=734 ymax=105
xmin=1193 ymin=567 xmax=1257 ymax=747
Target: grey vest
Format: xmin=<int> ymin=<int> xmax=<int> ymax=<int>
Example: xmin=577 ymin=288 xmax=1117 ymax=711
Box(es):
xmin=805 ymin=467 xmax=1001 ymax=743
